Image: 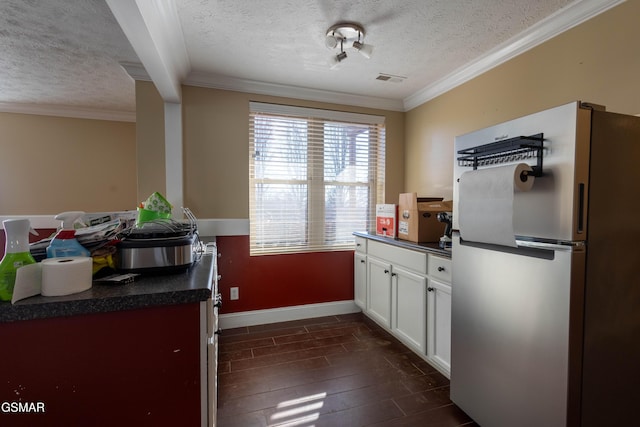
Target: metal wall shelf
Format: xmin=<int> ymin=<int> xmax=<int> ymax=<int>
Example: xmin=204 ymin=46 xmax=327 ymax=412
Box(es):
xmin=457 ymin=133 xmax=544 ymax=179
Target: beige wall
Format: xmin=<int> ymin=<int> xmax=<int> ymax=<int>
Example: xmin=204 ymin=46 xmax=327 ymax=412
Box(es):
xmin=405 ymin=0 xmax=640 ymax=200
xmin=0 ymin=112 xmax=136 ymax=215
xmin=174 ymin=86 xmax=405 ymax=218
xmin=135 ymin=81 xmax=166 ymax=202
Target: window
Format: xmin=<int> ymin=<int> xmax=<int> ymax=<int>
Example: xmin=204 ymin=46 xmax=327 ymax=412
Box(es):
xmin=249 ymin=102 xmax=385 ymax=255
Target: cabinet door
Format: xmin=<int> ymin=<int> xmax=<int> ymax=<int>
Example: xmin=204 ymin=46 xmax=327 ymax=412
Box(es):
xmin=367 ymin=257 xmax=392 ymax=328
xmin=354 ymin=253 xmax=367 ymax=310
xmin=427 ymin=279 xmax=452 ymax=375
xmin=203 ymin=298 xmax=219 ymax=427
xmin=393 ymin=266 xmax=427 ymax=354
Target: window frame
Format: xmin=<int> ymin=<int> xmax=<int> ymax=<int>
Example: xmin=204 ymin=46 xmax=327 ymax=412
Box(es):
xmin=249 ymin=102 xmax=385 ymax=255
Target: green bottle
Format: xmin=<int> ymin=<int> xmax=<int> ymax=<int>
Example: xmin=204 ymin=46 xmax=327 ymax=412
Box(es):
xmin=0 ymin=219 xmax=37 ymax=301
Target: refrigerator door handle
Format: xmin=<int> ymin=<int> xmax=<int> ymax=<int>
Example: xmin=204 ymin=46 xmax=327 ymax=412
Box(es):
xmin=515 ymin=239 xmax=585 ymax=252
xmin=577 ymin=183 xmax=585 ymax=234
xmin=457 ymin=235 xmax=583 ymax=260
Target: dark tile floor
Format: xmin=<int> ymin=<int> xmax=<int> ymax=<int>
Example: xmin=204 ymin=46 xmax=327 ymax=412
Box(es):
xmin=217 ymin=312 xmax=478 ymax=427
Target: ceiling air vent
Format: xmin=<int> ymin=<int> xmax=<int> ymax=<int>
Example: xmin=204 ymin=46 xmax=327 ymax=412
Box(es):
xmin=376 ymin=73 xmax=406 ymax=83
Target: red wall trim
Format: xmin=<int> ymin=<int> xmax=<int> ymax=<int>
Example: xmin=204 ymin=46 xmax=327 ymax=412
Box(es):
xmin=216 ymin=235 xmax=354 ymax=314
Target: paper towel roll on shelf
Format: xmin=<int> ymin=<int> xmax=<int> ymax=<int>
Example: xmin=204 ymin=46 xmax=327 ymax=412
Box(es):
xmin=458 ymin=163 xmax=535 ymax=247
xmin=41 ymin=257 xmax=93 ymax=297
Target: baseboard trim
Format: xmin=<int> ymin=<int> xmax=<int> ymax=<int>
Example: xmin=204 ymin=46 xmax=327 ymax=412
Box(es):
xmin=219 ymin=300 xmax=361 ymax=330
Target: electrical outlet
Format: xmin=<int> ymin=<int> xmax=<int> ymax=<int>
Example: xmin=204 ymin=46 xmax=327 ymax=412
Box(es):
xmin=230 ymin=287 xmax=239 ymax=300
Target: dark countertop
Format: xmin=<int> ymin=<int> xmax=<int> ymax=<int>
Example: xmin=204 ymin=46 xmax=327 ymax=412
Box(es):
xmin=353 ymin=231 xmax=452 ymax=258
xmin=0 ymin=250 xmax=214 ymax=323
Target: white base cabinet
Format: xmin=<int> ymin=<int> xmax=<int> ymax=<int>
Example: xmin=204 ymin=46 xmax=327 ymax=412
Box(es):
xmin=427 ymin=277 xmax=452 ymax=374
xmin=354 ymin=253 xmax=367 ymax=309
xmin=354 ymin=234 xmax=452 ymax=378
xmin=367 ymin=257 xmax=393 ymax=328
xmin=354 ymin=236 xmax=368 ymax=310
xmin=427 ymin=255 xmax=452 ymax=375
xmin=393 ymin=266 xmax=427 ymax=353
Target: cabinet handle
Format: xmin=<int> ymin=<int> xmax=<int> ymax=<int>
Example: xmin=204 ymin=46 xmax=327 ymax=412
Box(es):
xmin=427 ymin=287 xmax=434 ymax=292
xmin=356 ymin=243 xmax=361 ymax=247
xmin=391 ymin=273 xmax=397 ymax=277
xmin=437 ymin=266 xmax=445 ymax=272
xmin=384 ymin=269 xmax=389 ymax=274
xmin=215 ymin=329 xmax=223 ymax=335
xmin=360 ymin=259 xmax=365 ymax=263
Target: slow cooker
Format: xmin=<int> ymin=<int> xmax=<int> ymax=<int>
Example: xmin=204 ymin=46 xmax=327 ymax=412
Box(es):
xmin=115 ymin=220 xmax=199 ymax=273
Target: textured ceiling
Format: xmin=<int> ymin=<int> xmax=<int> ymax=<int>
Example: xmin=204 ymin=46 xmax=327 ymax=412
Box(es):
xmin=0 ymin=0 xmax=620 ymax=119
xmin=0 ymin=0 xmax=139 ymax=115
xmin=176 ymin=0 xmax=574 ymax=100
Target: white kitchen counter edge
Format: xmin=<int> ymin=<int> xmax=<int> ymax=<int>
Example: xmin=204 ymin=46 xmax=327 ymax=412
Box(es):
xmin=0 ymin=215 xmax=60 ymax=229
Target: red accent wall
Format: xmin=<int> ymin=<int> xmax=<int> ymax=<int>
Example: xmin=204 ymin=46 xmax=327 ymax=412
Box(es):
xmin=216 ymin=235 xmax=354 ymax=313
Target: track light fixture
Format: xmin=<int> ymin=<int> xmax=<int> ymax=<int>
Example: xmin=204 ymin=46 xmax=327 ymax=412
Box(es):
xmin=325 ymin=22 xmax=373 ymax=68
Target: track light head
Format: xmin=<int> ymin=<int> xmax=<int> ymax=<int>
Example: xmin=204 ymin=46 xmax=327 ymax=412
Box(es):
xmin=325 ymin=34 xmax=339 ymax=49
xmin=352 ymin=40 xmax=373 ymax=59
xmin=330 ymin=41 xmax=348 ymax=70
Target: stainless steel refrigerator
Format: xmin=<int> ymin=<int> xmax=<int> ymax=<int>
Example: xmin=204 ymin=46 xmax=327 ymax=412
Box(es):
xmin=450 ymin=101 xmax=640 ymax=427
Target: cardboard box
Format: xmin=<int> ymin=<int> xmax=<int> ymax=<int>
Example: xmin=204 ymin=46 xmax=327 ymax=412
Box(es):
xmin=375 ymin=204 xmax=397 ymax=238
xmin=398 ymin=193 xmax=453 ymax=243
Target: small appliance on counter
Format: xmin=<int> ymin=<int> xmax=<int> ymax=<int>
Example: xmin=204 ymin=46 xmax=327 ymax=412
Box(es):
xmin=115 ymin=208 xmax=201 ymax=274
xmin=436 ymin=212 xmax=452 ymax=249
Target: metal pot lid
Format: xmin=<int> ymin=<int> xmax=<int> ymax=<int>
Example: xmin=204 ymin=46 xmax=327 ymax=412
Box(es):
xmin=123 ymin=220 xmax=195 ymax=240
xmin=117 ymin=233 xmax=196 ymax=248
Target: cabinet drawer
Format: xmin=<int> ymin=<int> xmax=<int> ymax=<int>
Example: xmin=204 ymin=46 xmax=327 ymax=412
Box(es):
xmin=428 ymin=255 xmax=452 ymax=283
xmin=354 ymin=236 xmax=367 ymax=254
xmin=368 ymin=240 xmax=427 ymax=274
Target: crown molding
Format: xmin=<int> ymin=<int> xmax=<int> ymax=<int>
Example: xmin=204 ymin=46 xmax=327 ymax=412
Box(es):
xmin=3 ymin=0 xmax=622 ymax=121
xmin=120 ymin=62 xmax=405 ymax=112
xmin=0 ymin=102 xmax=135 ymax=122
xmin=180 ymin=0 xmax=624 ymax=113
xmin=403 ymin=0 xmax=625 ymax=111
xmin=184 ymin=71 xmax=405 ymax=112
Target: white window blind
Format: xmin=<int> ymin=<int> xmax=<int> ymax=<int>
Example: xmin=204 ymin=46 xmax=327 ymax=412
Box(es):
xmin=249 ymin=102 xmax=386 ymax=255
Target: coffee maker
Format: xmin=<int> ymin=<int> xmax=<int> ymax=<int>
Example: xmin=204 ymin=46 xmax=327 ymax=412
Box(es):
xmin=436 ymin=212 xmax=452 ymax=249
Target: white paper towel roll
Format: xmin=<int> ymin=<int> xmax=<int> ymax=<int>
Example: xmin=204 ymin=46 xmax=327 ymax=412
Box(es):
xmin=458 ymin=163 xmax=534 ymax=247
xmin=41 ymin=257 xmax=93 ymax=297
xmin=11 ymin=263 xmax=43 ymax=304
